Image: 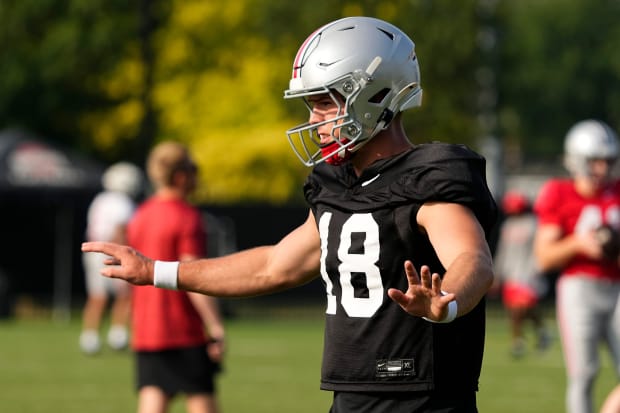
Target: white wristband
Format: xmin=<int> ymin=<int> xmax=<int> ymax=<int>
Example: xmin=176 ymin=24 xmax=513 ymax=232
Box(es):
xmin=423 ymin=291 xmax=458 ymax=323
xmin=153 ymin=260 xmax=179 ymax=290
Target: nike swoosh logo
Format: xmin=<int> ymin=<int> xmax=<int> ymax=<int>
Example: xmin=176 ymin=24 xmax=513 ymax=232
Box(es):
xmin=361 ymin=174 xmax=380 ymax=187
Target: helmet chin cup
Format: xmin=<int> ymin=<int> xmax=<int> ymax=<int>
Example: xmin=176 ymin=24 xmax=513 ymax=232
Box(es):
xmin=321 ymin=140 xmax=352 ymax=165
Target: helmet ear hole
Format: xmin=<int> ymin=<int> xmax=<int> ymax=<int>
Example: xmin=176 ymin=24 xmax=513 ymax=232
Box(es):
xmin=369 ymin=88 xmax=391 ymax=104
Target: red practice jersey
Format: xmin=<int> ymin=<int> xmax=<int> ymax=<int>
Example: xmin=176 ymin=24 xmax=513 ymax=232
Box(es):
xmin=127 ymin=197 xmax=208 ymax=351
xmin=534 ymin=178 xmax=620 ymax=281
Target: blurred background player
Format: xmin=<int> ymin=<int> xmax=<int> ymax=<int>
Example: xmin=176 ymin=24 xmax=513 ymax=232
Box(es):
xmin=533 ymin=119 xmax=620 ymax=413
xmin=80 ymin=161 xmax=144 ymax=355
xmin=493 ymin=190 xmax=550 ymax=358
xmin=128 ymin=141 xmax=225 ymax=413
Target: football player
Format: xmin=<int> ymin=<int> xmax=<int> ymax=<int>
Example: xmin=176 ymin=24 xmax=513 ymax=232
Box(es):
xmin=533 ymin=119 xmax=620 ymax=413
xmin=83 ymin=17 xmax=497 ymax=412
xmin=80 ymin=162 xmax=143 ymax=355
xmin=493 ymin=191 xmax=550 ymax=358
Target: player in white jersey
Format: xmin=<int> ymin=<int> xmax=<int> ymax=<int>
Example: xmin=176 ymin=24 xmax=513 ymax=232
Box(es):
xmin=80 ymin=162 xmax=143 ymax=355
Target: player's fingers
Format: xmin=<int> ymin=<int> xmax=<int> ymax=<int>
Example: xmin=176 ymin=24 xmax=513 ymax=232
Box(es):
xmin=102 ymin=260 xmax=138 ymax=281
xmin=441 ymin=293 xmax=456 ymax=304
xmin=387 ymin=288 xmax=408 ymax=307
xmin=103 ymin=257 xmax=121 ymax=266
xmin=429 ymin=273 xmax=456 ymax=306
xmin=100 ymin=265 xmax=122 ymax=278
xmin=403 ymin=260 xmax=421 ymax=286
xmin=82 ymin=241 xmax=119 ymax=256
xmin=419 ymin=265 xmax=432 ymax=288
xmin=430 ymin=273 xmax=443 ymax=295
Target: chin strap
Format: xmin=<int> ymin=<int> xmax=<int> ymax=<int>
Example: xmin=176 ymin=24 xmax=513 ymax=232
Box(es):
xmin=322 ymin=140 xmax=352 ymax=165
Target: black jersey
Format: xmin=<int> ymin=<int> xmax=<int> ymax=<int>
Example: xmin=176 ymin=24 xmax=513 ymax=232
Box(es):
xmin=303 ymin=143 xmax=498 ymax=394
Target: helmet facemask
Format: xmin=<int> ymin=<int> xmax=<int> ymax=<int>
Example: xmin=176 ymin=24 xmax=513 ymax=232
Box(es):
xmin=286 ymin=71 xmax=375 ymax=166
xmin=564 ymin=155 xmax=617 ymax=179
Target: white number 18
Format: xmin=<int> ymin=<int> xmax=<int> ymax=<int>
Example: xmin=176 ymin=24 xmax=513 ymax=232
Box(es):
xmin=318 ymin=212 xmax=384 ymax=318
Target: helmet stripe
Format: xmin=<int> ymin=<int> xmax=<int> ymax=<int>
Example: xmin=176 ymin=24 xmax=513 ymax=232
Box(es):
xmin=292 ymin=28 xmax=322 ymax=79
xmin=292 ymin=19 xmax=342 ymax=79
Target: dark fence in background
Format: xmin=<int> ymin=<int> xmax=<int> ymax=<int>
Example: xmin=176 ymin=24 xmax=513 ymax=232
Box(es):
xmin=0 ymin=193 xmax=94 ymax=318
xmin=0 ymin=199 xmax=323 ymax=318
xmin=202 ymin=204 xmax=326 ymax=313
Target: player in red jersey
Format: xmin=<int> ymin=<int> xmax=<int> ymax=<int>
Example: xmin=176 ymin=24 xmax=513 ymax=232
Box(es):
xmin=84 ymin=17 xmax=497 ymax=412
xmin=533 ymin=119 xmax=620 ymax=413
xmin=493 ymin=191 xmax=550 ymax=358
xmin=128 ymin=141 xmax=225 ymax=413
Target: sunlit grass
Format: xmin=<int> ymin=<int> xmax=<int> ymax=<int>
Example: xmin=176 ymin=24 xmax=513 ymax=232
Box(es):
xmin=0 ymin=302 xmax=616 ymax=412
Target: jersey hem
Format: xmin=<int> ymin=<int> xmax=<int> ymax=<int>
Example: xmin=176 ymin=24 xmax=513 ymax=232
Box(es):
xmin=320 ymin=381 xmax=434 ymax=392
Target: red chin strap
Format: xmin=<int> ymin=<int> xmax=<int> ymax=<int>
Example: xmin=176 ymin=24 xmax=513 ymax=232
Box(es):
xmin=321 ymin=140 xmax=352 ymax=166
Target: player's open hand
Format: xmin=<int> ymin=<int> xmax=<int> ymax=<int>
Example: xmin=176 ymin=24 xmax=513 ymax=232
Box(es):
xmin=387 ymin=260 xmax=456 ymax=321
xmin=81 ymin=242 xmax=154 ymax=286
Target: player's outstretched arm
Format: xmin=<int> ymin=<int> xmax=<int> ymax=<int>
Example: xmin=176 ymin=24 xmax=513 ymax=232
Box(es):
xmin=390 ymin=202 xmax=494 ymax=321
xmin=82 ymin=210 xmax=322 ymax=298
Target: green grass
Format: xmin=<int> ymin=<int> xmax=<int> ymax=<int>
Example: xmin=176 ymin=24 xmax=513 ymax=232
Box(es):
xmin=0 ymin=303 xmax=617 ymax=412
xmin=480 ymin=309 xmax=616 ymax=412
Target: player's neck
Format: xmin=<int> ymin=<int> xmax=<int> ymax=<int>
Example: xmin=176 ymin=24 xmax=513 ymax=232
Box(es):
xmin=574 ymin=177 xmax=606 ymax=198
xmin=351 ymin=125 xmax=412 ymax=176
xmin=154 ymin=186 xmax=187 ymax=200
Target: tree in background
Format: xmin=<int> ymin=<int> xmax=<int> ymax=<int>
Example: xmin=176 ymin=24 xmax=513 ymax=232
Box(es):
xmin=1 ymin=0 xmax=619 ymax=203
xmin=0 ymin=0 xmax=155 ymax=162
xmin=497 ymin=0 xmax=620 ymax=167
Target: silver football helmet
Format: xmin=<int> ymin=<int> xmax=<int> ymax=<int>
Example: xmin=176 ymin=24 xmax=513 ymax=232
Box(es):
xmin=284 ymin=16 xmax=423 ymax=166
xmin=102 ymin=162 xmax=144 ymax=198
xmin=563 ymin=119 xmax=619 ymax=177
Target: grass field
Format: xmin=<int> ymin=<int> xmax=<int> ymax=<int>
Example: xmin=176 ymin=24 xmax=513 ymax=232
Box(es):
xmin=0 ymin=302 xmax=617 ymax=412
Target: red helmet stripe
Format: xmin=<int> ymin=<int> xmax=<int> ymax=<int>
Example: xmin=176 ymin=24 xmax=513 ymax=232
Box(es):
xmin=292 ymin=19 xmax=341 ymax=79
xmin=292 ymin=28 xmax=321 ymax=79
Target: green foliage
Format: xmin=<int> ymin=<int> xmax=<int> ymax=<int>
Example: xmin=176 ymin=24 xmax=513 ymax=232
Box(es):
xmin=2 ymin=0 xmax=620 ymax=201
xmin=497 ymin=0 xmax=620 ymax=160
xmin=0 ymin=0 xmax=141 ymax=156
xmin=395 ymin=0 xmax=481 ymax=146
xmin=190 ymin=123 xmax=309 ymax=204
xmin=148 ymin=0 xmax=307 ymax=204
